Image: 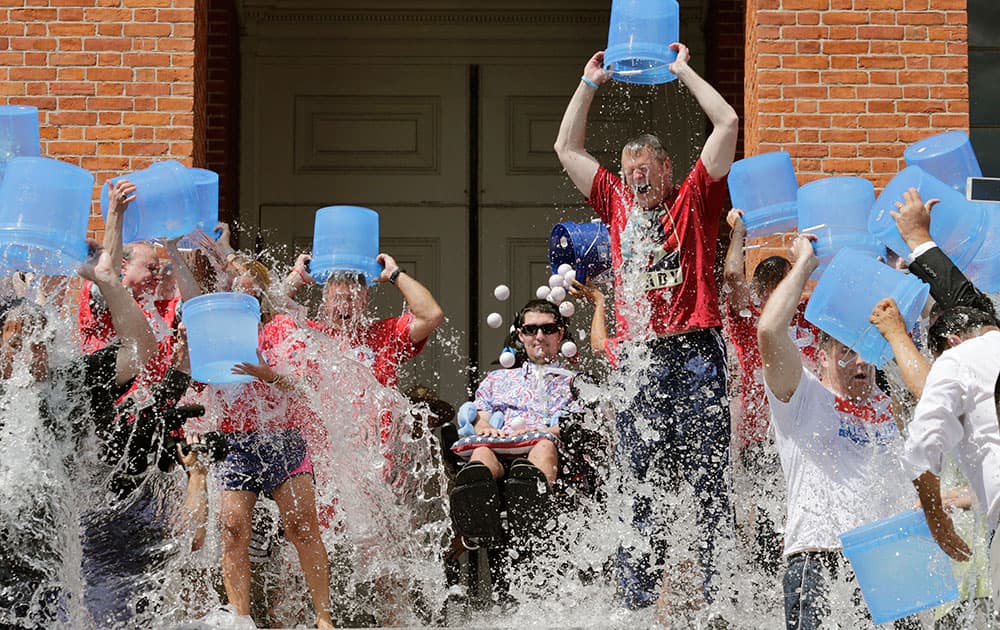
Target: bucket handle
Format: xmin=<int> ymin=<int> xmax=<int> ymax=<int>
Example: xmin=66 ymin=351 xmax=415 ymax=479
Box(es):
xmin=612 ymin=62 xmax=673 ymax=77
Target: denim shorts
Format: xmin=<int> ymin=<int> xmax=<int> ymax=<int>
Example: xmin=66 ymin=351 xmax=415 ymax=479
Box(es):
xmin=217 ymin=429 xmax=313 ymax=495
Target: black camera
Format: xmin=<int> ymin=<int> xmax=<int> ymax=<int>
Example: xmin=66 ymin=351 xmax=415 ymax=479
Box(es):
xmin=101 ymin=400 xmax=228 ymax=476
xmin=158 ymin=413 xmax=229 ymax=473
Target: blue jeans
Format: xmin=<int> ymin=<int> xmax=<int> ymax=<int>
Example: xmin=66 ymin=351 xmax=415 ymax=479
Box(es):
xmin=783 ymin=551 xmax=840 ymax=630
xmin=784 ymin=551 xmax=922 ymax=630
xmin=615 ymin=328 xmax=732 ymax=609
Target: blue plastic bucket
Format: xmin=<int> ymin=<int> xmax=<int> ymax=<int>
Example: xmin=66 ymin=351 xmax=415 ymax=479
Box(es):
xmin=962 ymin=215 xmax=1000 ymax=293
xmin=604 ymin=0 xmax=680 ymax=85
xmin=549 ymin=221 xmax=612 ymax=284
xmin=100 ymin=160 xmax=201 ymax=243
xmin=798 ymin=177 xmax=877 ymax=278
xmin=904 ymin=131 xmax=982 ymax=192
xmin=182 ymin=292 xmax=261 ymax=384
xmin=729 ymin=151 xmax=799 ymax=238
xmin=868 ymin=166 xmax=987 ymax=268
xmin=0 ymin=106 xmax=41 ymax=184
xmin=809 ymin=226 xmax=883 ymax=279
xmin=805 ymin=248 xmax=930 ymax=366
xmin=840 ymin=509 xmax=959 ymax=625
xmin=175 ymin=168 xmax=219 ymax=251
xmin=189 ymin=168 xmax=219 ymax=230
xmin=310 ymin=205 xmax=381 ymax=285
xmin=0 ymin=157 xmax=93 ymax=275
xmin=798 ymin=176 xmax=874 ymax=233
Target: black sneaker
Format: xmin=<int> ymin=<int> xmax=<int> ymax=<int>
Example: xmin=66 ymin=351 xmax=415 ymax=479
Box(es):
xmin=504 ymin=460 xmax=550 ymax=535
xmin=450 ymin=462 xmax=503 ymax=539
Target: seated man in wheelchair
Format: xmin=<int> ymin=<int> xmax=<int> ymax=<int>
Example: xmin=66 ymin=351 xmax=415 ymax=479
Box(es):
xmin=449 ymin=299 xmax=583 ymax=542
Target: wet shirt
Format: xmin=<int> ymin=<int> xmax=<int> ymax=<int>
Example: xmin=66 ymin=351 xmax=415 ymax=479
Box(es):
xmin=903 ymin=330 xmax=1000 ymax=528
xmin=588 ymin=158 xmax=727 ymax=338
xmin=726 ymin=299 xmax=819 ymax=449
xmin=475 ymin=361 xmax=577 ymax=432
xmin=78 ymin=281 xmax=179 ymax=408
xmin=766 ymin=368 xmax=913 ymax=556
xmin=212 ymin=314 xmax=316 ymax=434
xmin=306 ymin=312 xmax=426 ymax=388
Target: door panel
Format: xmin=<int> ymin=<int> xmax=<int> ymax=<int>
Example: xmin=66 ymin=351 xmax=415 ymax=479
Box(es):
xmin=251 ymin=60 xmax=470 ymax=405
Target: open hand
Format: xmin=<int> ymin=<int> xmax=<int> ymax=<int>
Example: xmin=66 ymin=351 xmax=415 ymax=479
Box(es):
xmin=890 ymin=188 xmax=937 ymax=251
xmin=107 ymin=179 xmax=137 ymax=216
xmin=231 ymin=349 xmax=278 ymax=382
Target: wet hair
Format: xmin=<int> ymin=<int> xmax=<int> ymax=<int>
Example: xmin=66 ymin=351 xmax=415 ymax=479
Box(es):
xmin=752 ymin=256 xmax=791 ymax=288
xmin=927 ymin=306 xmax=999 ymax=357
xmin=227 ymin=253 xmax=278 ymax=323
xmin=122 ymin=242 xmax=155 ymax=263
xmin=622 ymin=133 xmax=670 ymax=163
xmin=323 ymin=271 xmax=367 ymax=287
xmin=816 ymin=330 xmax=836 ymax=351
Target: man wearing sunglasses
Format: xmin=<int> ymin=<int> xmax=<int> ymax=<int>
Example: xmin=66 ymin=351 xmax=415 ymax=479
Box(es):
xmin=450 ymin=300 xmax=577 ymax=543
xmin=554 ymin=42 xmax=739 ymax=612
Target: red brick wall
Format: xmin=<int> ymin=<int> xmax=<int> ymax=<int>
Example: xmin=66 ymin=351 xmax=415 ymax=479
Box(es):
xmin=744 ymin=0 xmax=969 ymax=188
xmin=0 ymin=0 xmax=199 ymax=239
xmin=708 ymin=0 xmax=747 ymax=160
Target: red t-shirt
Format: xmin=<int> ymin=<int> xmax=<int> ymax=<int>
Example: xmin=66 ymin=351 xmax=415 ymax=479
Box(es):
xmin=726 ymin=299 xmax=820 ymax=449
xmin=588 ymin=158 xmax=727 ymax=338
xmin=214 ymin=314 xmax=317 ymax=433
xmin=305 ymin=312 xmax=426 ymax=388
xmin=78 ymin=280 xmax=180 ymax=405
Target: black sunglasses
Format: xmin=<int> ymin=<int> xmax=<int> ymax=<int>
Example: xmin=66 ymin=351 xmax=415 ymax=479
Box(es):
xmin=519 ymin=323 xmax=562 ymax=336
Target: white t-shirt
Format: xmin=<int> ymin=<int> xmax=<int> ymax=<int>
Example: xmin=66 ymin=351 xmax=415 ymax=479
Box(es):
xmin=903 ymin=330 xmax=1000 ymax=529
xmin=766 ymin=368 xmax=914 ymax=556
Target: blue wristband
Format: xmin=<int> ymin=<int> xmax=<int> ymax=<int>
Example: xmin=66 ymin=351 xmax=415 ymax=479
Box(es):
xmin=580 ymin=76 xmax=599 ymax=90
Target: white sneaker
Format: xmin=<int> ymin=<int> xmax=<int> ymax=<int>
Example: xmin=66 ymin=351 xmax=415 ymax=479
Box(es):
xmin=198 ymin=604 xmax=258 ymax=629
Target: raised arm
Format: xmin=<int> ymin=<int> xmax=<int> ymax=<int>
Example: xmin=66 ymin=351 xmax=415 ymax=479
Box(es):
xmin=102 ymin=179 xmax=137 ymax=275
xmin=893 ymin=188 xmax=995 ymax=317
xmin=79 ymin=247 xmax=157 ymax=385
xmin=723 ymin=209 xmax=751 ymax=313
xmin=284 ymin=253 xmax=314 ymax=300
xmin=870 ymin=297 xmax=930 ymax=398
xmin=669 ymin=43 xmax=739 ymax=180
xmin=569 ymin=279 xmax=609 ymax=357
xmin=553 ymin=51 xmax=610 ymax=197
xmin=758 ymin=235 xmax=816 ymax=402
xmin=163 ymin=239 xmax=204 ymax=301
xmin=375 ymin=253 xmax=444 ymax=344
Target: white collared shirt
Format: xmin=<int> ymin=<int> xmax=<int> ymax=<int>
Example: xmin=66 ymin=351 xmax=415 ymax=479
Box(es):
xmin=903 ymin=329 xmax=1000 ymax=528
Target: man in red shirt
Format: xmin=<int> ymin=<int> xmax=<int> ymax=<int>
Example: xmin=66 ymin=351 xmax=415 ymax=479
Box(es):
xmin=286 ymin=252 xmax=444 ymax=390
xmin=554 ymin=43 xmax=738 ymax=611
xmin=78 ymin=180 xmax=180 ymax=404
